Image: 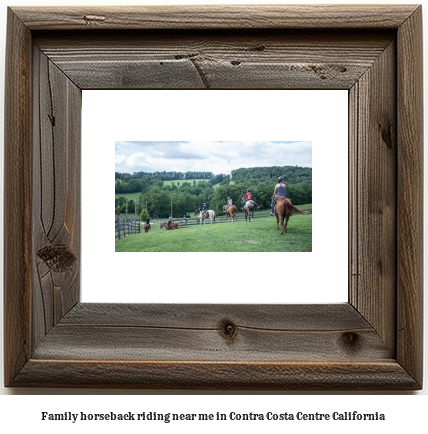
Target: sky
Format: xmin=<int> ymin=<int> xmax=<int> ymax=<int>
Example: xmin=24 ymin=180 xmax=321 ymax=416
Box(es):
xmin=115 ymin=141 xmax=312 ymax=175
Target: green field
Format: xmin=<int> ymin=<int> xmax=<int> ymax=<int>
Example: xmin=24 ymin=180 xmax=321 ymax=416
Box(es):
xmin=115 ymin=213 xmax=312 ymax=252
xmin=115 ymin=192 xmax=141 ymax=203
xmin=162 ymin=178 xmax=221 ymax=189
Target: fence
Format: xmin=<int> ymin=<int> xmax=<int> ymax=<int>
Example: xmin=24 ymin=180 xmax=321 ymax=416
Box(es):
xmin=157 ymin=211 xmax=292 ymax=229
xmin=115 ymin=209 xmax=312 ymax=236
xmin=115 ymin=218 xmax=141 ymax=240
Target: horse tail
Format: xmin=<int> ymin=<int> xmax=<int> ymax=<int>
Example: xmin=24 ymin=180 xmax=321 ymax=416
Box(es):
xmin=287 ymin=201 xmax=305 ymax=215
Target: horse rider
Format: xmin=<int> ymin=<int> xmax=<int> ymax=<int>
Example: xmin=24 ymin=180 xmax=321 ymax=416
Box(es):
xmin=241 ymin=189 xmax=252 ymax=210
xmin=270 ymin=176 xmax=287 ymax=216
xmin=201 ymin=202 xmax=207 ymax=214
xmin=145 ymin=216 xmax=151 ymax=226
xmin=167 ymin=214 xmax=172 ymax=229
xmin=225 ymin=197 xmax=232 ymax=213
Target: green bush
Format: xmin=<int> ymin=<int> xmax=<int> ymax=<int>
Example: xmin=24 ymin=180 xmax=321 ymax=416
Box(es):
xmin=140 ymin=209 xmax=149 ymax=221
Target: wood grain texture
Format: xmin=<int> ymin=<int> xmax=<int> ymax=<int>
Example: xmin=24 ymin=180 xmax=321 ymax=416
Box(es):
xmin=3 ymin=8 xmax=32 ymax=388
xmin=11 ymin=5 xmax=419 ymax=30
xmin=34 ymin=31 xmax=393 ymax=90
xmin=32 ymin=47 xmax=81 ymax=348
xmin=396 ymin=6 xmax=423 ymax=387
xmin=4 ymin=5 xmax=423 ymax=390
xmin=349 ymin=40 xmax=396 ymax=351
xmin=33 ymin=304 xmax=391 ymax=362
xmin=12 ymin=361 xmax=419 ymax=390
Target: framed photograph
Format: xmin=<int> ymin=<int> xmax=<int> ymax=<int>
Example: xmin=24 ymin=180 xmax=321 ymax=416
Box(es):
xmin=4 ymin=5 xmax=423 ymax=389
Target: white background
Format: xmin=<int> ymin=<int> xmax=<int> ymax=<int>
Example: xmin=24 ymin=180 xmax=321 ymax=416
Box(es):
xmin=0 ymin=0 xmax=426 ymax=430
xmin=82 ymin=90 xmax=348 ymax=303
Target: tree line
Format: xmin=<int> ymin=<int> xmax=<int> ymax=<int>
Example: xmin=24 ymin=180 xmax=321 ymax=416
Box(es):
xmin=115 ymin=166 xmax=312 ymax=218
xmin=231 ymin=166 xmax=312 ymax=185
xmin=115 ymin=170 xmax=219 ymax=194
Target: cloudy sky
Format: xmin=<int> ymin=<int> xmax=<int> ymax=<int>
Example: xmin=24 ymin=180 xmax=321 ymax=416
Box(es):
xmin=115 ymin=141 xmax=312 ymax=175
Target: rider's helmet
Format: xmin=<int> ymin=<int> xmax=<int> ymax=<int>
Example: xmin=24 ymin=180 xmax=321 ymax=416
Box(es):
xmin=278 ymin=176 xmax=284 ymax=182
xmin=247 ymin=189 xmax=250 ymax=192
xmin=227 ymin=197 xmax=230 ymax=199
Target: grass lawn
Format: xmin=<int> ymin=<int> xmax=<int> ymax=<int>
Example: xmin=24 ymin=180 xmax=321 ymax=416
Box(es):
xmin=115 ymin=192 xmax=141 ymax=203
xmin=115 ymin=213 xmax=312 ymax=252
xmin=162 ymin=179 xmax=221 ymax=189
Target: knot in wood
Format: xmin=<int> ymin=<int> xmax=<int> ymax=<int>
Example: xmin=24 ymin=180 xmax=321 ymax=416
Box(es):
xmin=219 ymin=320 xmax=238 ymax=340
xmin=83 ymin=15 xmax=106 ymax=23
xmin=341 ymin=332 xmax=361 ymax=350
xmin=37 ymin=245 xmax=76 ymax=272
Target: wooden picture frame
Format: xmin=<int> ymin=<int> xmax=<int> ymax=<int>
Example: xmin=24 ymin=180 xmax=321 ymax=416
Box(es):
xmin=4 ymin=5 xmax=423 ymax=390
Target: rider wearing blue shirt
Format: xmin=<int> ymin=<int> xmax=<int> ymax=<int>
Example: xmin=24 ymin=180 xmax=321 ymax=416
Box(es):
xmin=225 ymin=197 xmax=232 ymax=213
xmin=270 ymin=176 xmax=287 ymax=216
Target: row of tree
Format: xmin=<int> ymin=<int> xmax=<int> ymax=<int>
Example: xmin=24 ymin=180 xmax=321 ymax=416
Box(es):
xmin=115 ymin=170 xmax=218 ymax=194
xmin=115 ymin=165 xmax=312 ymax=218
xmin=231 ymin=165 xmax=312 ymax=185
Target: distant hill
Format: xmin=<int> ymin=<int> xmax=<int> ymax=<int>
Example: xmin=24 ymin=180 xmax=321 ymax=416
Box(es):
xmin=231 ymin=166 xmax=311 ymax=185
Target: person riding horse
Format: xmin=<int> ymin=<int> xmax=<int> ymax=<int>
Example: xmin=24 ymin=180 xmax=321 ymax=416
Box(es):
xmin=270 ymin=176 xmax=287 ymax=216
xmin=225 ymin=197 xmax=232 ymax=213
xmin=144 ymin=216 xmax=151 ymax=233
xmin=167 ymin=214 xmax=172 ymax=229
xmin=241 ymin=189 xmax=252 ymax=210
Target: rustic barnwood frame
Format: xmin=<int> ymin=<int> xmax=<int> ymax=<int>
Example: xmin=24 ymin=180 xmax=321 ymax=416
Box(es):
xmin=4 ymin=5 xmax=423 ymax=389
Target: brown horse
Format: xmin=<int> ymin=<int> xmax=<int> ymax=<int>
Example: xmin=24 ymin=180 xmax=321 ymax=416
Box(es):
xmin=242 ymin=200 xmax=260 ymax=222
xmin=161 ymin=221 xmax=179 ymax=230
xmin=225 ymin=205 xmax=237 ymax=222
xmin=166 ymin=221 xmax=179 ymax=230
xmin=275 ymin=197 xmax=304 ymax=235
xmin=144 ymin=224 xmax=150 ymax=233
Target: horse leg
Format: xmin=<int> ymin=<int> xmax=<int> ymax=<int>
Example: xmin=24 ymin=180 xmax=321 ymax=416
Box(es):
xmin=280 ymin=217 xmax=284 ymax=235
xmin=285 ymin=215 xmax=290 ymax=233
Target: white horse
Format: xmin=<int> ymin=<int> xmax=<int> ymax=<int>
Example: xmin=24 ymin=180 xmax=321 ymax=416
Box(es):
xmin=199 ymin=210 xmax=216 ymax=225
